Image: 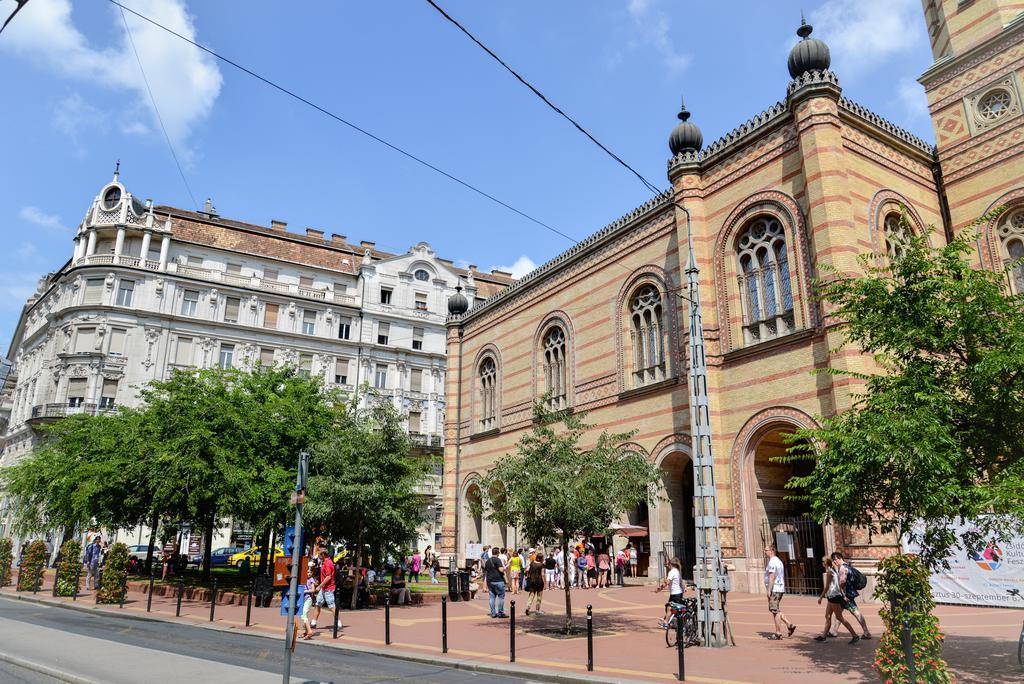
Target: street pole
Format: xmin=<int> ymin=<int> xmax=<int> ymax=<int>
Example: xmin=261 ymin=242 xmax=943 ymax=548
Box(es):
xmin=282 ymin=451 xmax=308 ymax=684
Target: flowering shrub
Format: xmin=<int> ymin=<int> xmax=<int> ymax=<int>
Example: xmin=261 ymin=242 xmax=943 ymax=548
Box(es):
xmin=96 ymin=543 xmax=129 ymax=604
xmin=16 ymin=540 xmax=47 ymax=592
xmin=55 ymin=540 xmax=82 ymax=596
xmin=873 ymin=553 xmax=952 ymax=684
xmin=0 ymin=538 xmax=12 ymax=587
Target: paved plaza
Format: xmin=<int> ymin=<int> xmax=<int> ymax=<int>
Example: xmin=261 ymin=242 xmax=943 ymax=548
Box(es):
xmin=1 ymin=572 xmax=1020 ymax=683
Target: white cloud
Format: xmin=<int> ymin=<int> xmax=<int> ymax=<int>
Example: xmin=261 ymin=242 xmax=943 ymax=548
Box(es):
xmin=1 ymin=0 xmax=222 ymax=156
xmin=492 ymin=255 xmax=538 ymax=279
xmin=19 ymin=207 xmax=64 ymax=232
xmin=808 ymin=0 xmax=924 ymax=79
xmin=897 ymin=77 xmax=930 ymax=122
xmin=622 ymin=0 xmax=691 ymax=73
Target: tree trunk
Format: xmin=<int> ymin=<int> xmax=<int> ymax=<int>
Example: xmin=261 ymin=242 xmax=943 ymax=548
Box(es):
xmin=144 ymin=510 xmax=160 ymax=574
xmin=561 ymin=531 xmax=573 ymax=634
xmin=201 ymin=511 xmax=215 ymax=581
xmin=350 ymin=528 xmax=364 ymax=610
xmin=256 ymin=528 xmax=271 ymax=576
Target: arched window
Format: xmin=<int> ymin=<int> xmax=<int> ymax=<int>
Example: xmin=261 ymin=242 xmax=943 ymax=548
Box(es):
xmin=998 ymin=208 xmax=1024 ymax=294
xmin=479 ymin=356 xmax=497 ymax=430
xmin=630 ymin=285 xmax=667 ymax=387
xmin=542 ymin=326 xmax=567 ymax=409
xmin=883 ymin=212 xmax=912 ymax=261
xmin=736 ymin=217 xmax=794 ymax=345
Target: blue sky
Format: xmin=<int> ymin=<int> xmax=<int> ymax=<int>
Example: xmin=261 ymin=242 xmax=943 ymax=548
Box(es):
xmin=0 ymin=0 xmax=936 ymax=345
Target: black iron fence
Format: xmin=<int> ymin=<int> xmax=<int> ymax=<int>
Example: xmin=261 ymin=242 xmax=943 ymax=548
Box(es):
xmin=758 ymin=518 xmax=826 ymax=595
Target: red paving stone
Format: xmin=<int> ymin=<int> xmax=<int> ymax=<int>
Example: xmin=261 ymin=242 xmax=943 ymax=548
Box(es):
xmin=3 ymin=571 xmax=1021 ymax=683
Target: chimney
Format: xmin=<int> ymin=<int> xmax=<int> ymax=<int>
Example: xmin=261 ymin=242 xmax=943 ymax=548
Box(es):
xmin=270 ymin=219 xmax=287 ymax=233
xmin=491 ymin=269 xmax=513 ymax=277
xmin=468 ymin=264 xmax=477 ymax=271
xmin=306 ymin=228 xmax=324 ymax=239
xmin=331 ymin=233 xmax=347 ymax=244
xmin=359 ymin=240 xmax=376 ymax=250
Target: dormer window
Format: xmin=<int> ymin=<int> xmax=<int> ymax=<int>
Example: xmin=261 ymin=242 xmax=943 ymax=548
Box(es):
xmin=102 ymin=187 xmax=122 ymax=210
xmin=414 ymin=269 xmax=430 ymax=281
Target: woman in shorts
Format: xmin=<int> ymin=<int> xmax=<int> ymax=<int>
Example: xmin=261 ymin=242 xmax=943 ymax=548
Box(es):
xmin=815 ymin=556 xmax=859 ymax=644
xmin=509 ymin=549 xmax=522 ymax=595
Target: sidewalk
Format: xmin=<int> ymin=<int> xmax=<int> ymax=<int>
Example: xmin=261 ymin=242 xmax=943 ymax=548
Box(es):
xmin=2 ymin=571 xmax=1020 ymax=683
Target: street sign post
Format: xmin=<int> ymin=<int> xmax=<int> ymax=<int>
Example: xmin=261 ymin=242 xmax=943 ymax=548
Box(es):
xmin=282 ymin=451 xmax=308 ymax=683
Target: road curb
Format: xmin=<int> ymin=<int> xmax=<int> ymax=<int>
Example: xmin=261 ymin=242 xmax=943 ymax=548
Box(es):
xmin=0 ymin=592 xmax=648 ymax=684
xmin=0 ymin=650 xmax=101 ymax=684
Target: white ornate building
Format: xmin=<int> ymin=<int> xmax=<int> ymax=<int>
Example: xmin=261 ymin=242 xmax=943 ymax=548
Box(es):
xmin=0 ymin=171 xmax=512 ymax=554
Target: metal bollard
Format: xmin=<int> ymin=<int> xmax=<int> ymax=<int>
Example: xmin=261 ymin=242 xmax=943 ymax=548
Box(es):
xmin=509 ymin=600 xmax=516 ymax=663
xmin=176 ymin=579 xmax=184 ymax=617
xmin=676 ymin=610 xmax=685 ymax=681
xmin=146 ymin=566 xmax=155 ymax=612
xmin=209 ymin=579 xmax=218 ymax=622
xmin=385 ymin=594 xmax=391 ymax=645
xmin=333 ymin=587 xmax=341 ymax=639
xmin=119 ymin=582 xmax=126 ymax=609
xmin=245 ymin=578 xmax=253 ymax=627
xmin=586 ymin=604 xmax=594 ymax=672
xmin=441 ymin=596 xmax=448 ymax=654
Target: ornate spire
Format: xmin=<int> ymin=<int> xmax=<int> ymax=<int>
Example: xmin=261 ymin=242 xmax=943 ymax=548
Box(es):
xmin=668 ymin=96 xmax=703 ymax=156
xmin=113 ymin=159 xmax=121 ymax=181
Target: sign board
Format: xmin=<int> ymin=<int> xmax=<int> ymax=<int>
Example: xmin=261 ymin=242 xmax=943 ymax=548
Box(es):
xmin=903 ymin=519 xmax=1024 ymax=607
xmin=465 ymin=543 xmax=483 ymax=561
xmin=280 ymin=584 xmax=306 ymax=616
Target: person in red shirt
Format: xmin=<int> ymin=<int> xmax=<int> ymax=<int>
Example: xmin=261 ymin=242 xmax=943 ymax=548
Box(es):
xmin=311 ymin=549 xmax=337 ymax=631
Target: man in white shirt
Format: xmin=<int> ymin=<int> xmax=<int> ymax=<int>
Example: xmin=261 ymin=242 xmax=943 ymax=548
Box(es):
xmin=764 ymin=545 xmax=796 ymax=639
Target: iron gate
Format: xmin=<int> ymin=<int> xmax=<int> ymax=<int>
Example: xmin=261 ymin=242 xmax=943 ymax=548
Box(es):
xmin=660 ymin=539 xmax=695 ymax=581
xmin=758 ymin=518 xmax=826 ymax=595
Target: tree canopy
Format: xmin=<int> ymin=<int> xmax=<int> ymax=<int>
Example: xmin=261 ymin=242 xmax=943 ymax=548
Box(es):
xmin=787 ymin=215 xmax=1024 ymax=564
xmin=477 ymin=403 xmax=662 ymax=631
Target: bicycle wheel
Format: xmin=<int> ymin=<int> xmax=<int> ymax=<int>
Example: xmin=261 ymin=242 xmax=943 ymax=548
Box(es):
xmin=685 ymin=612 xmax=699 ymax=646
xmin=665 ymin=615 xmax=678 ymax=648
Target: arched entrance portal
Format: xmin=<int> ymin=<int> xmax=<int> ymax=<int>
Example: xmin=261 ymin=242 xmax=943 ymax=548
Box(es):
xmin=651 ymin=451 xmax=696 ymax=580
xmin=462 ymin=482 xmax=483 ymax=548
xmin=747 ymin=425 xmax=824 ymax=595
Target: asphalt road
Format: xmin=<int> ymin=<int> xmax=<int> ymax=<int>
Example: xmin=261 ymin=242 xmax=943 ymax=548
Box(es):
xmin=0 ymin=660 xmax=63 ymax=684
xmin=0 ymin=596 xmax=532 ymax=683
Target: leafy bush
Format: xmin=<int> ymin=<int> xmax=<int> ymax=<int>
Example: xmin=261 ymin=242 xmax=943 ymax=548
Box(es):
xmin=873 ymin=554 xmax=952 ymax=684
xmin=16 ymin=540 xmax=47 ymax=592
xmin=96 ymin=542 xmax=129 ymax=604
xmin=55 ymin=540 xmax=82 ymax=597
xmin=0 ymin=538 xmax=12 ymax=586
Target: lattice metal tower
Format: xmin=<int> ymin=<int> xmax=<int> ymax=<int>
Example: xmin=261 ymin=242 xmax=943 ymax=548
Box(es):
xmin=682 ymin=206 xmax=732 ymax=647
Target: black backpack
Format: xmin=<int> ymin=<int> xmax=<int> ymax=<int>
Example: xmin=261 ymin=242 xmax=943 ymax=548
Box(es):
xmin=845 ymin=563 xmax=867 ymax=595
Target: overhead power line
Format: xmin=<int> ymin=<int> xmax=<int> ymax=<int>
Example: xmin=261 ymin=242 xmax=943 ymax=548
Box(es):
xmin=423 ymin=0 xmax=667 ymax=197
xmin=106 ymin=0 xmax=578 ymax=245
xmin=118 ymin=4 xmax=199 ymax=210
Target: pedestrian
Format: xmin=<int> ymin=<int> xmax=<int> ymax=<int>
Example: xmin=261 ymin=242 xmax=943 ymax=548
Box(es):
xmin=300 ymin=560 xmax=319 ymax=640
xmin=815 ymin=555 xmax=860 ymax=644
xmin=484 ymin=547 xmax=507 ymax=618
xmin=519 ymin=549 xmax=529 ymax=591
xmin=585 ymin=549 xmax=597 ymax=589
xmin=509 ymin=548 xmax=522 ymax=594
xmin=410 ymin=550 xmax=421 ymax=583
xmin=615 ymin=548 xmax=626 ymax=586
xmin=424 ymin=545 xmax=440 ymax=585
xmin=390 ymin=565 xmax=411 ymax=605
xmin=763 ymin=545 xmax=796 ymax=640
xmin=525 ymin=551 xmax=545 ymax=616
xmin=656 ymin=558 xmax=685 ymax=629
xmin=576 ymin=548 xmax=587 ymax=588
xmin=543 ymin=549 xmax=557 ymax=590
xmin=597 ymin=549 xmax=610 ymax=588
xmin=311 ymin=549 xmax=337 ymax=632
xmin=83 ymin=535 xmax=103 ymax=591
xmin=628 ymin=543 xmax=638 ymax=577
xmin=161 ymin=539 xmax=175 ymax=580
xmin=479 ymin=545 xmax=491 ymax=594
xmin=833 ymin=552 xmax=871 ymax=639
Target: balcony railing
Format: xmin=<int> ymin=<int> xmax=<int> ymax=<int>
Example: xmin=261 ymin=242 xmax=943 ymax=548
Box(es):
xmin=28 ymin=402 xmax=116 ymax=421
xmin=409 ymin=433 xmax=443 ymax=449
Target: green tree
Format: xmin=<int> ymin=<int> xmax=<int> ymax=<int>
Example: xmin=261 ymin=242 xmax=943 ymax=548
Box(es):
xmin=787 ymin=216 xmax=1024 ymax=563
xmin=477 ymin=403 xmax=662 ymax=633
xmin=305 ymin=394 xmax=431 ymax=609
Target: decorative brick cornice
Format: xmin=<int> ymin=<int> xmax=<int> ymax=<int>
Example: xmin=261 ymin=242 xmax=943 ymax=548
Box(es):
xmin=448 ymin=192 xmax=673 ymax=325
xmin=786 ymin=69 xmax=842 ymax=100
xmin=838 ymin=98 xmax=935 ymax=156
xmin=668 ymin=101 xmax=790 ymax=174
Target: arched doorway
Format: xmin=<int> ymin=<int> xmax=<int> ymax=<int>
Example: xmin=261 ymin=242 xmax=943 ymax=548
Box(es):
xmin=746 ymin=425 xmax=824 ymax=595
xmin=652 ymin=451 xmax=696 ymax=580
xmin=462 ymin=482 xmax=483 ymax=548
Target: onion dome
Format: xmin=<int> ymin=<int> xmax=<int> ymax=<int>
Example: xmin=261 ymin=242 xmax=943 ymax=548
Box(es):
xmin=787 ymin=16 xmax=830 ymax=78
xmin=668 ymin=99 xmax=703 ymax=156
xmin=447 ymin=285 xmax=469 ymax=315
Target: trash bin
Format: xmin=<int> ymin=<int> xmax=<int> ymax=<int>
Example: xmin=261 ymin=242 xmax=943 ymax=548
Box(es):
xmin=458 ymin=570 xmax=470 ymax=595
xmin=447 ymin=572 xmax=460 ymax=601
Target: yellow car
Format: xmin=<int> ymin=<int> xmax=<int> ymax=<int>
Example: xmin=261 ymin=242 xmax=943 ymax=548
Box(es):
xmin=229 ymin=547 xmax=284 ymax=568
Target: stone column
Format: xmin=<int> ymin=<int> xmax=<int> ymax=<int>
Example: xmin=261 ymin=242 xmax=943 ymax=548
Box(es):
xmin=73 ymin=237 xmax=85 ymax=262
xmin=86 ymin=230 xmax=97 ymax=256
xmin=139 ymin=231 xmax=152 ymax=264
xmin=114 ymin=227 xmax=126 ymax=257
xmin=158 ymin=235 xmax=171 ymax=271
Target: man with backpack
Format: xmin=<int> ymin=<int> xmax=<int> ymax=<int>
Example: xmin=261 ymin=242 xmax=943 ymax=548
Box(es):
xmin=832 ymin=551 xmax=872 ymax=639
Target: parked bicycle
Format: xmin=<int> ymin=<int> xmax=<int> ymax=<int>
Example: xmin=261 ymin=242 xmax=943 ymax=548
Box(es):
xmin=664 ymin=597 xmax=699 ymax=648
xmin=1009 ymin=589 xmax=1023 ymax=668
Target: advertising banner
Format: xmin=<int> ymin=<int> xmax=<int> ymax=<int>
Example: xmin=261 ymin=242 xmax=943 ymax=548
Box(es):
xmin=904 ymin=520 xmax=1024 ymax=607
